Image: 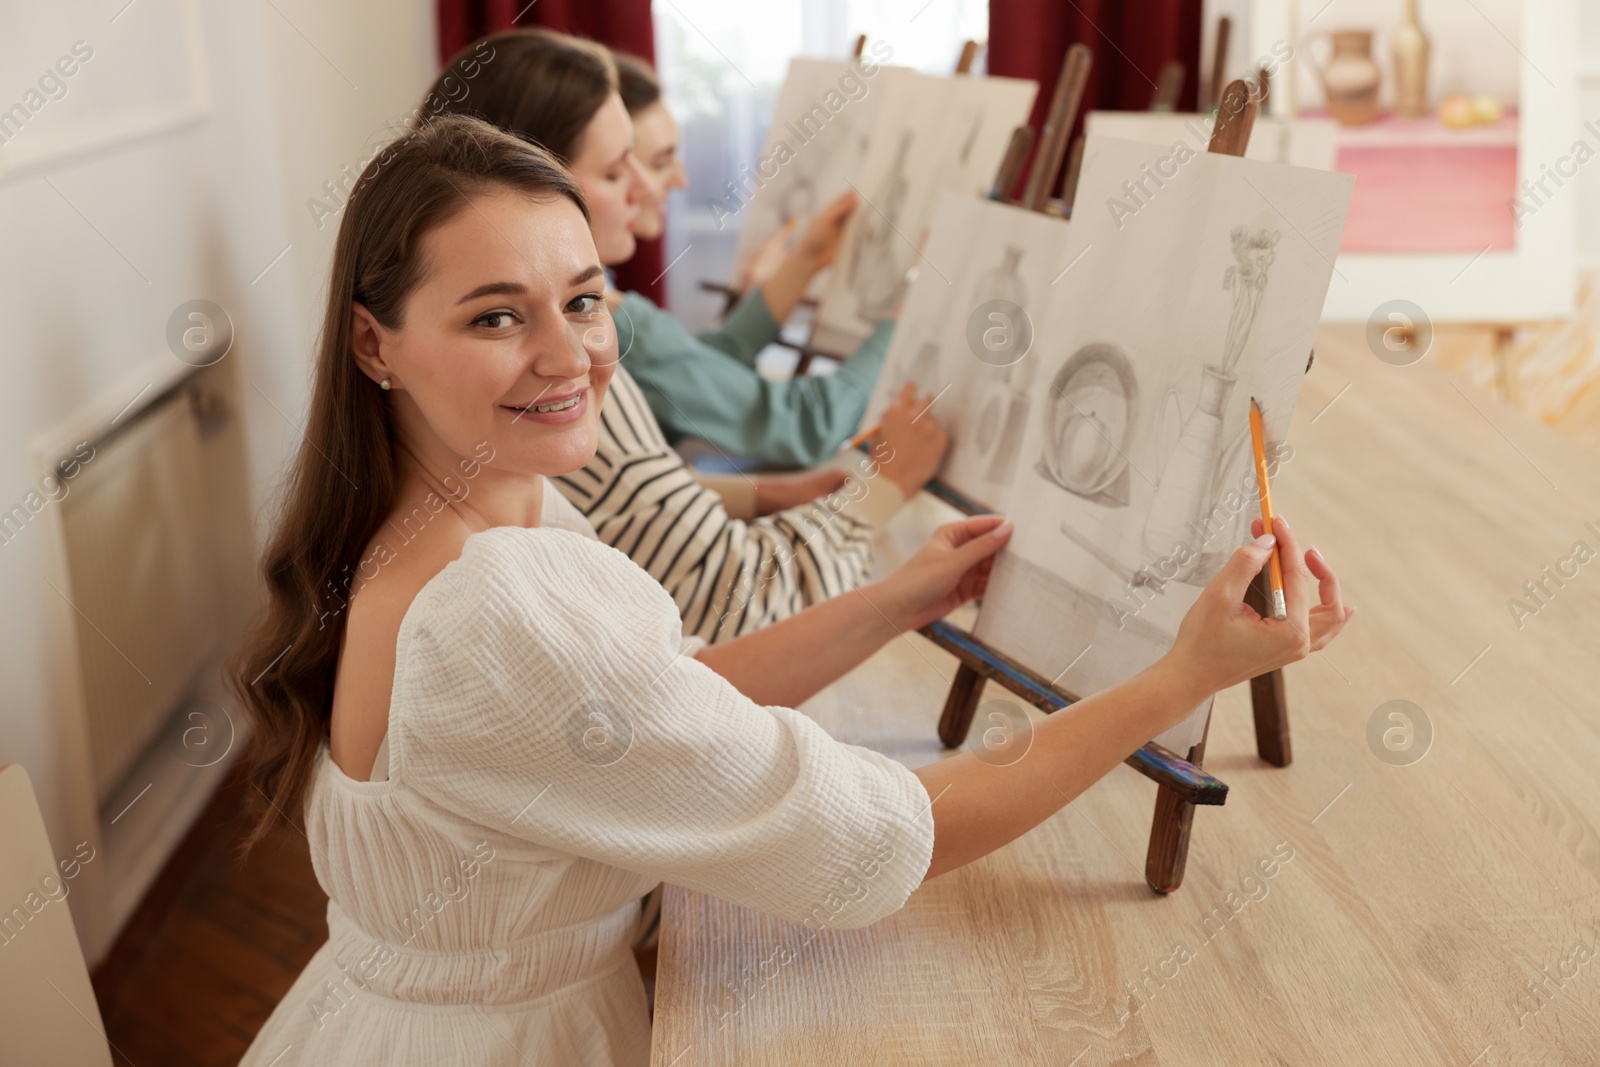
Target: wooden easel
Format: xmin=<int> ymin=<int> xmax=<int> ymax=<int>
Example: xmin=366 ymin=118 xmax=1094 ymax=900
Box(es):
xmin=1150 ymin=59 xmax=1186 ymax=112
xmin=955 ymin=39 xmax=980 ymax=76
xmin=1020 ymin=44 xmax=1092 ymax=213
xmin=1206 ymin=16 xmax=1233 ymax=111
xmin=916 ymin=79 xmax=1292 ymax=894
xmin=1061 ymin=56 xmax=1186 ymax=218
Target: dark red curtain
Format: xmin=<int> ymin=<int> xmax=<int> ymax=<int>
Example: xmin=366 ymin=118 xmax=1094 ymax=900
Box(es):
xmin=988 ymin=0 xmax=1202 ymax=200
xmin=437 ymin=0 xmax=664 ymax=304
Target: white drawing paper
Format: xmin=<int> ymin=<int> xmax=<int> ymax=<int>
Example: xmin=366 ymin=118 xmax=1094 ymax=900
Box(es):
xmin=875 ymin=135 xmax=1351 ymax=756
xmin=860 ymin=191 xmax=1069 ymax=515
xmin=1085 ymin=110 xmax=1341 ymax=171
xmin=727 ymin=58 xmax=910 ymax=290
xmin=808 ymin=73 xmax=1039 ymax=355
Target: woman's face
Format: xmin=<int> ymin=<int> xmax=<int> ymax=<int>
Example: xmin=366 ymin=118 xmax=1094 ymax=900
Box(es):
xmin=352 ymin=189 xmax=618 ymax=481
xmin=568 ymin=93 xmax=652 ymax=264
xmin=630 ymin=100 xmax=687 ymax=241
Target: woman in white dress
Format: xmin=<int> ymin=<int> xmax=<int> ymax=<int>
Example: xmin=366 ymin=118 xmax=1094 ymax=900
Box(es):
xmin=232 ymin=115 xmax=1351 ymax=1065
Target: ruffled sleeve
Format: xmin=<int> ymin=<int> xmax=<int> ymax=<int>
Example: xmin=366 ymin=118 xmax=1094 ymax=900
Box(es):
xmin=390 ymin=527 xmax=934 ymax=931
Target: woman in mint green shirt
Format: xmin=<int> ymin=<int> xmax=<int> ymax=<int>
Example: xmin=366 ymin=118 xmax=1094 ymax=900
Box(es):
xmin=610 ymin=191 xmax=895 ymax=467
xmin=608 ymin=50 xmax=896 ymax=467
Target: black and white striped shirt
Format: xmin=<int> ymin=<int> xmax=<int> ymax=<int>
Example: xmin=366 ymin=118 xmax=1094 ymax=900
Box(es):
xmin=554 ymin=367 xmax=902 ymax=643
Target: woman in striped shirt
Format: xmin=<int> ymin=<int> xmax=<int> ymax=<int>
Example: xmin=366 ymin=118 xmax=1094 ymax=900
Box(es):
xmin=429 ymin=29 xmax=945 ymax=642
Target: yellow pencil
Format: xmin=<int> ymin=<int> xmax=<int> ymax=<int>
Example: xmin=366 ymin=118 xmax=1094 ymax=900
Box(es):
xmin=840 ymin=423 xmax=881 ymax=452
xmin=1248 ymin=397 xmax=1287 ymax=620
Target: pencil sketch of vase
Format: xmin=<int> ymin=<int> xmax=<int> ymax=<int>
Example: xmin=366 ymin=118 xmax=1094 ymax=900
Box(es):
xmin=954 ymin=107 xmax=982 ymax=170
xmin=778 ymin=168 xmax=816 ymax=226
xmin=1141 ymin=225 xmax=1280 ymax=583
xmin=850 ymin=131 xmax=913 ymax=323
xmin=893 ymin=318 xmax=944 ymax=397
xmin=969 ymin=244 xmax=1032 ymax=485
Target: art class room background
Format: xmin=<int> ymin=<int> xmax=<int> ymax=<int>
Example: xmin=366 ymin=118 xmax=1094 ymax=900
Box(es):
xmin=2 ymin=0 xmax=1598 ymax=1064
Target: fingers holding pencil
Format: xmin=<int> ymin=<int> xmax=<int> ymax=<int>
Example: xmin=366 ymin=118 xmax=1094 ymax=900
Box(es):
xmin=1251 ymin=515 xmax=1354 ymax=651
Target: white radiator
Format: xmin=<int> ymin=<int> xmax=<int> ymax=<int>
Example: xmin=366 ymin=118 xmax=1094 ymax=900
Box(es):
xmin=57 ymin=390 xmax=223 ymax=807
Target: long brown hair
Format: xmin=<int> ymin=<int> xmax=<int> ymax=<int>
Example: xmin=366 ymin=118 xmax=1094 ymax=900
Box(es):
xmin=430 ymin=28 xmax=617 ymax=165
xmin=612 ymin=52 xmax=661 ymax=115
xmin=230 ymin=114 xmax=587 ymax=851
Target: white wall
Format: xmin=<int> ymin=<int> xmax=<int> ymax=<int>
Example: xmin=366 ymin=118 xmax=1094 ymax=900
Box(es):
xmin=0 ymin=0 xmax=437 ymax=957
xmin=1575 ymin=1 xmax=1600 ymax=264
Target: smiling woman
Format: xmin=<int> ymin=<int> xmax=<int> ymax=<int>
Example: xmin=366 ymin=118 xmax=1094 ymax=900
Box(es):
xmin=228 ymin=111 xmax=1343 ymax=1067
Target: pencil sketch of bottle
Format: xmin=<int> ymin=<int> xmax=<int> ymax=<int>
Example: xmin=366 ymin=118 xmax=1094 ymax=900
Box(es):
xmin=957 ymin=110 xmax=982 ymax=166
xmin=968 ymin=244 xmax=1032 ymax=486
xmin=1140 ymin=225 xmax=1280 ymax=583
xmin=850 ymin=131 xmax=913 ymax=323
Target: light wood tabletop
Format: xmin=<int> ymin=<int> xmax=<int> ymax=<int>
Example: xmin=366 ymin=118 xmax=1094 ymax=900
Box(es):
xmin=649 ymin=324 xmax=1600 ymax=1066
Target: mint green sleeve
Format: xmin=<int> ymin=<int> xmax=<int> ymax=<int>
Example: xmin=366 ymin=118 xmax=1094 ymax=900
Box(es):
xmin=691 ymin=289 xmax=782 ymax=368
xmin=616 ymin=293 xmax=895 ymax=468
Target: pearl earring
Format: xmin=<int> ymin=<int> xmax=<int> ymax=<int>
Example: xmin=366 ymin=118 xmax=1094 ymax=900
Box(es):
xmin=379 ymin=378 xmax=392 ymax=391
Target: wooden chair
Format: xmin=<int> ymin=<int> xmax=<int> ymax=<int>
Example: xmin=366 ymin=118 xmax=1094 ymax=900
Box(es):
xmin=0 ymin=763 xmax=113 ymax=1066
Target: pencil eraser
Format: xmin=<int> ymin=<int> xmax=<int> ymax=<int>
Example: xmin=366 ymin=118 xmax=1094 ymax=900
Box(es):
xmin=1271 ymin=590 xmax=1287 ymax=621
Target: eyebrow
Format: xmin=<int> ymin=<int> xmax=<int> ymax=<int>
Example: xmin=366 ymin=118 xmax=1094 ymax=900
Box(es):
xmin=456 ymin=281 xmax=524 ymax=304
xmin=456 ymin=266 xmax=604 ymax=305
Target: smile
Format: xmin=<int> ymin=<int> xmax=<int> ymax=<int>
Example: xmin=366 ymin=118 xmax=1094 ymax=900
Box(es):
xmin=507 ymin=395 xmax=581 ymax=414
xmin=501 ymin=389 xmax=588 ymax=424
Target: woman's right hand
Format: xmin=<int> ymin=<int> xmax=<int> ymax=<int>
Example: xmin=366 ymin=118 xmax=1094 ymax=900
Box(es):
xmin=792 ymin=190 xmax=858 ymax=273
xmin=1163 ymin=514 xmax=1353 ymax=708
xmin=737 ymin=218 xmax=799 ymax=292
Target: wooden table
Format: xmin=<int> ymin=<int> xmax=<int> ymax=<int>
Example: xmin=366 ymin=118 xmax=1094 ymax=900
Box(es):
xmin=650 ymin=325 xmax=1600 ymax=1066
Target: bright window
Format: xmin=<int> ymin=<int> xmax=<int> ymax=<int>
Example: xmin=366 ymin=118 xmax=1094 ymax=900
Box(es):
xmin=651 ymin=0 xmax=990 ymax=331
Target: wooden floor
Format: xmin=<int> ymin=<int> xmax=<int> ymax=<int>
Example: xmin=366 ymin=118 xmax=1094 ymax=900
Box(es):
xmin=94 ymin=777 xmax=327 ymax=1067
xmin=650 ymin=325 xmax=1600 ymax=1065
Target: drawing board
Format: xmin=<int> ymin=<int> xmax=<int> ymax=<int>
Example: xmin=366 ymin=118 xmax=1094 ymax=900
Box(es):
xmin=808 ymin=73 xmax=1038 ymax=355
xmin=861 ymin=191 xmax=1068 ymax=515
xmin=727 ymin=58 xmax=909 ymax=290
xmin=1084 ymin=110 xmax=1340 ymax=170
xmin=870 ymin=135 xmax=1352 ymax=755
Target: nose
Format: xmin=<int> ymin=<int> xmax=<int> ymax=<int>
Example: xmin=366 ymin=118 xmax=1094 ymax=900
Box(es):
xmin=526 ymin=309 xmax=594 ymax=384
xmin=625 ymin=152 xmax=654 ymax=207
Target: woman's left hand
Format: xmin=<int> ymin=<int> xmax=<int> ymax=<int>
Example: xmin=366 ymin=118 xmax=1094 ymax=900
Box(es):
xmin=878 ymin=515 xmax=1013 ymax=631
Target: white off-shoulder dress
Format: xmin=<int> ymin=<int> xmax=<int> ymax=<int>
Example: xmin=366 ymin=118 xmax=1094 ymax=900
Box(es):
xmin=239 ymin=484 xmax=935 ymax=1066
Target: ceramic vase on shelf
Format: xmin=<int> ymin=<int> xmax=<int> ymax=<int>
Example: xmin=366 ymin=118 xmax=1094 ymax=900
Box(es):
xmin=1392 ymin=0 xmax=1431 ymax=119
xmin=1313 ymin=30 xmax=1382 ymax=126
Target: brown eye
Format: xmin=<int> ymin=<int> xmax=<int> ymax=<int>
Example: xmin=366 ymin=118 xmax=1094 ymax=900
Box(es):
xmin=473 ymin=310 xmax=516 ymax=329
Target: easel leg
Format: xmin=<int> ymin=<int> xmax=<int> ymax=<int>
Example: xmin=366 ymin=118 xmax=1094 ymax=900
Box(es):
xmin=936 ymin=664 xmax=985 ymax=749
xmin=1145 ymin=785 xmax=1197 ymax=893
xmin=1146 ymin=737 xmax=1207 ymax=893
xmin=1245 ymin=566 xmax=1292 ymax=767
xmin=1250 ymin=668 xmax=1291 ymax=767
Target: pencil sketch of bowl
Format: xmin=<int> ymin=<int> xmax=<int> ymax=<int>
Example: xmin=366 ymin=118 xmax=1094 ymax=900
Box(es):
xmin=1037 ymin=343 xmax=1139 ymax=500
